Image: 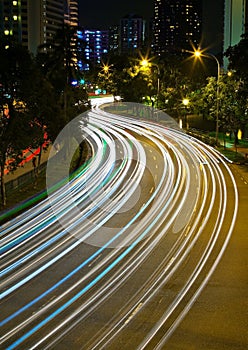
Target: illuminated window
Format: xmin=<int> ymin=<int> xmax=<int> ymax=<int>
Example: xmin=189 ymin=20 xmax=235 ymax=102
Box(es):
xmin=13 ymin=15 xmax=18 ymax=21
xmin=4 ymin=30 xmax=10 ymax=35
xmin=13 ymin=1 xmax=18 ymax=5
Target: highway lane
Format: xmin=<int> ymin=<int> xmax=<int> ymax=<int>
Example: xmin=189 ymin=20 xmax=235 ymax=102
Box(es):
xmin=0 ymin=103 xmax=238 ymax=349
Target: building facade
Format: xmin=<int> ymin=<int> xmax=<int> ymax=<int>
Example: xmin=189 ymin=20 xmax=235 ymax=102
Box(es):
xmin=108 ymin=25 xmax=119 ymax=52
xmin=0 ymin=0 xmax=72 ymax=54
xmin=119 ymin=14 xmax=145 ymax=54
xmin=153 ymin=0 xmax=202 ymax=55
xmin=79 ymin=29 xmax=109 ymax=69
xmin=64 ymin=0 xmax=79 ymax=27
xmin=0 ymin=0 xmax=29 ymax=47
xmin=224 ymin=0 xmax=247 ymax=48
xmin=224 ymin=0 xmax=247 ymax=58
xmin=29 ymin=0 xmax=65 ymax=54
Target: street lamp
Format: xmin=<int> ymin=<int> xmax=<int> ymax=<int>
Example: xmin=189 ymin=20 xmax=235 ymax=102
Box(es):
xmin=140 ymin=59 xmax=160 ymax=108
xmin=194 ymin=49 xmax=221 ymax=145
xmin=101 ymin=63 xmax=113 ymax=75
xmin=182 ymin=98 xmax=189 ymax=129
xmin=182 ymin=98 xmax=189 ymax=106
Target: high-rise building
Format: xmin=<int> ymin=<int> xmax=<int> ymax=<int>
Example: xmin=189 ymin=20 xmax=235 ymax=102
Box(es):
xmin=224 ymin=0 xmax=247 ymax=49
xmin=0 ymin=0 xmax=29 ymax=48
xmin=29 ymin=0 xmax=65 ymax=54
xmin=153 ymin=0 xmax=202 ymax=55
xmin=64 ymin=0 xmax=79 ymax=27
xmin=79 ymin=29 xmax=109 ymax=69
xmin=245 ymin=0 xmax=248 ymax=35
xmin=109 ymin=25 xmax=119 ymax=52
xmin=119 ymin=14 xmax=145 ymax=54
xmin=224 ymin=0 xmax=247 ymax=68
xmin=246 ymin=0 xmax=248 ymax=34
xmin=0 ymin=0 xmax=66 ymax=54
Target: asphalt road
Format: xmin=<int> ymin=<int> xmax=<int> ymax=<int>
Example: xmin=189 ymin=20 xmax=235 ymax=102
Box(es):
xmin=0 ymin=102 xmax=245 ymax=349
xmin=163 ymin=163 xmax=248 ymax=350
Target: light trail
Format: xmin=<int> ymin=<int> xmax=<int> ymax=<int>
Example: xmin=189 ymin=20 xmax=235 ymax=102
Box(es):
xmin=0 ymin=100 xmax=238 ymax=349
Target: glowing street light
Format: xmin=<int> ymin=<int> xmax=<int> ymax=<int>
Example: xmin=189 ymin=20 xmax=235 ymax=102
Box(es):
xmin=103 ymin=65 xmax=110 ymax=73
xmin=182 ymin=98 xmax=189 ymax=106
xmin=102 ymin=63 xmax=113 ymax=74
xmin=140 ymin=59 xmax=149 ymax=68
xmin=194 ymin=49 xmax=221 ymax=145
xmin=194 ymin=50 xmax=201 ymax=58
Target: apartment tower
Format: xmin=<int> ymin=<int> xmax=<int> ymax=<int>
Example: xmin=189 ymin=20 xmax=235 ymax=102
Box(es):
xmin=0 ymin=0 xmax=66 ymax=54
xmin=153 ymin=0 xmax=202 ymax=55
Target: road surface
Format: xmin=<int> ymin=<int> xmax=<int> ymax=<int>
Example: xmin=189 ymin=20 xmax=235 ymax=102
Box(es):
xmin=0 ymin=102 xmax=242 ymax=349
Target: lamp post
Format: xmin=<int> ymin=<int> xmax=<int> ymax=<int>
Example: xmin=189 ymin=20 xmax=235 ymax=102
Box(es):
xmin=194 ymin=50 xmax=220 ymax=145
xmin=182 ymin=98 xmax=189 ymax=129
xmin=140 ymin=59 xmax=160 ymax=108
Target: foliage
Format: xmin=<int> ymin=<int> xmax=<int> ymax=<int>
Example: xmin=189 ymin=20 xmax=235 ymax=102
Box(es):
xmin=0 ymin=39 xmax=43 ymax=207
xmin=36 ymin=23 xmax=89 ymax=129
xmin=0 ymin=38 xmax=33 ymax=106
xmin=0 ymin=26 xmax=90 ymax=207
xmin=225 ymin=34 xmax=248 ymax=82
xmin=37 ymin=23 xmax=86 ymax=88
xmin=0 ymin=109 xmax=41 ymax=207
xmin=195 ymin=73 xmax=248 ymax=143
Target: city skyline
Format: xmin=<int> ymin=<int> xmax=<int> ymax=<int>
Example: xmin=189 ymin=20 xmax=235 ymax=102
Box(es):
xmin=78 ymin=0 xmax=225 ymax=54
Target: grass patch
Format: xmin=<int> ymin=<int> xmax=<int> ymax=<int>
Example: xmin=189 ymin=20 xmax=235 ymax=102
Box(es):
xmin=217 ymin=147 xmax=246 ymax=163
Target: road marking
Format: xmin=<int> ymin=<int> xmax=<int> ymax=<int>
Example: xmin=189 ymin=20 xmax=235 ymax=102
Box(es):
xmin=124 ymin=303 xmax=143 ymax=324
xmin=88 ymin=254 xmax=102 ymax=267
xmin=167 ymin=257 xmax=175 ymax=267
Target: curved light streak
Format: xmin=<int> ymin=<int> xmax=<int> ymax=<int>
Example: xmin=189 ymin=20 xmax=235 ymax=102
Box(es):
xmin=0 ymin=101 xmax=238 ymax=350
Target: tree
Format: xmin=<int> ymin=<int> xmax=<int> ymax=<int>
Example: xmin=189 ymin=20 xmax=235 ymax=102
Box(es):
xmin=225 ymin=34 xmax=248 ymax=82
xmin=224 ymin=34 xmax=248 ymax=142
xmin=21 ymin=66 xmax=61 ymax=168
xmin=198 ymin=73 xmax=248 ymax=145
xmin=0 ymin=40 xmax=43 ymax=207
xmin=0 ymin=107 xmax=41 ymax=207
xmin=37 ymin=23 xmax=88 ymax=127
xmin=0 ymin=37 xmax=33 ymax=112
xmin=155 ymin=57 xmax=193 ymax=116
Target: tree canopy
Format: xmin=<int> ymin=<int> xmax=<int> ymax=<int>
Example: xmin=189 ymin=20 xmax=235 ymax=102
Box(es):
xmin=225 ymin=34 xmax=248 ymax=81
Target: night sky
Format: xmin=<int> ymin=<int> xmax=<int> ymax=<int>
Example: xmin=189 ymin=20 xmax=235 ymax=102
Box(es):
xmin=78 ymin=0 xmax=224 ymax=54
xmin=78 ymin=0 xmax=154 ymax=29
